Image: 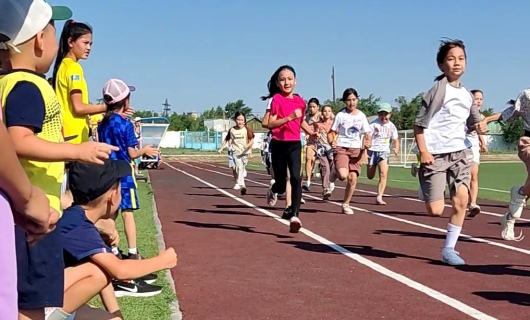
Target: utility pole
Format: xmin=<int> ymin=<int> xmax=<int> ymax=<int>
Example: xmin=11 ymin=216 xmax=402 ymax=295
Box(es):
xmin=162 ymin=99 xmax=171 ymax=117
xmin=331 ymin=66 xmax=336 ymax=101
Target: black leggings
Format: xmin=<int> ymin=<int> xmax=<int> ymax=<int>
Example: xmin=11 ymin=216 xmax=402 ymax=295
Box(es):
xmin=270 ymin=139 xmax=302 ymax=216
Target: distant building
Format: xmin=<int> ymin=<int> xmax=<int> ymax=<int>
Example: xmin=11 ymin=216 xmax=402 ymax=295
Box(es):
xmin=187 ymin=111 xmax=198 ymax=120
xmin=203 ymin=118 xmax=235 ymax=132
xmin=246 ymin=117 xmax=266 ymax=133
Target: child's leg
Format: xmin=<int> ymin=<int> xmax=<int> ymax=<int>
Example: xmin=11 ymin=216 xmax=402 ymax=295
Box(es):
xmin=376 ymin=155 xmax=390 ymax=204
xmin=268 ymin=140 xmax=288 ymax=206
xmin=366 ymin=151 xmax=378 ymax=180
xmin=286 ymin=142 xmax=303 ymax=232
xmin=467 ymin=156 xmax=481 ymax=217
xmin=285 ymin=169 xmax=292 ymax=207
xmin=16 ymin=226 xmax=64 ymax=320
xmin=340 ymin=148 xmax=362 ymax=215
xmin=319 ymin=156 xmax=331 ymax=190
xmin=119 ymin=187 xmax=140 ymax=258
xmin=61 ymin=262 xmax=111 ymax=314
xmin=304 ymin=145 xmax=316 ymax=189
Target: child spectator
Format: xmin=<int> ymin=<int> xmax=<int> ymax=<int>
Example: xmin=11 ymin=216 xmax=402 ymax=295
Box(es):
xmin=0 ymin=1 xmax=117 ymax=318
xmin=45 ymin=159 xmax=177 ymax=319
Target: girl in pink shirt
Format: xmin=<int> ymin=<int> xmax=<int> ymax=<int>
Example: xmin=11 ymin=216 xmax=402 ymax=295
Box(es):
xmin=261 ymin=65 xmax=313 ymax=233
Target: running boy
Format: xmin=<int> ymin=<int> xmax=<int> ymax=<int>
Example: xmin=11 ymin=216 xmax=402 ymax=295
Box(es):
xmin=0 ymin=2 xmax=119 ymax=319
xmin=366 ymin=102 xmax=399 ymax=205
xmin=328 ymin=88 xmax=372 ymax=215
xmin=414 ymin=39 xmax=487 ymax=266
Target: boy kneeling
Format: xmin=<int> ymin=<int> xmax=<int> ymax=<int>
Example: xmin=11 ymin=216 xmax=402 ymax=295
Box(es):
xmin=46 ymin=160 xmax=177 ymax=320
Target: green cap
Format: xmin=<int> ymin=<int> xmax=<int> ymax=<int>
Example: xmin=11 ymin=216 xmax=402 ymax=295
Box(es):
xmin=51 ymin=6 xmax=73 ymax=21
xmin=377 ymin=103 xmax=392 ymax=113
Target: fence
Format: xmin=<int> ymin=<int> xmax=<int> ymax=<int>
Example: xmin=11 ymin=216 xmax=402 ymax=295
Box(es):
xmin=179 ymin=130 xmax=223 ymax=150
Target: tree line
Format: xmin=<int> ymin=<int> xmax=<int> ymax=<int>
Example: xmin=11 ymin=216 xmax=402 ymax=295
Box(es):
xmin=131 ymin=94 xmax=522 ymax=144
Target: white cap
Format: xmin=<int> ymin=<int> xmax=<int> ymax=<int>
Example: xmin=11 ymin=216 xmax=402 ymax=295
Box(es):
xmin=0 ymin=0 xmax=72 ymax=53
xmin=134 ymin=117 xmax=141 ymax=122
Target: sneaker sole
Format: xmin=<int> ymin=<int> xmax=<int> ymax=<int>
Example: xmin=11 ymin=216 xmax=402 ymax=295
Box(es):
xmin=289 ymin=220 xmax=302 ymax=233
xmin=467 ymin=206 xmax=481 ymax=218
xmin=114 ymin=289 xmax=162 ymax=298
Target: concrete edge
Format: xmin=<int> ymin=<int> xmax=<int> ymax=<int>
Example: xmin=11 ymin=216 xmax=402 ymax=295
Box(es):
xmin=146 ymin=171 xmax=183 ymax=320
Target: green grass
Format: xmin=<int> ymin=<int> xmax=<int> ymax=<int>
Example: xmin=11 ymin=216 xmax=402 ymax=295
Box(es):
xmin=245 ymin=158 xmax=525 ymax=203
xmin=89 ymin=180 xmax=177 ymax=320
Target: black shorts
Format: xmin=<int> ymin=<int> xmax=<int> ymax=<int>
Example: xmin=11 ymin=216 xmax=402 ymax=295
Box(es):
xmin=15 ymin=226 xmax=65 ymax=309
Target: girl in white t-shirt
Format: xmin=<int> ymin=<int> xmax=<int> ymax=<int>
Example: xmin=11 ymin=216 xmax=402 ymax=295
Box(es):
xmin=466 ymin=89 xmax=487 ymax=218
xmin=366 ymin=103 xmax=399 ymax=205
xmin=328 ymin=88 xmax=372 ymax=215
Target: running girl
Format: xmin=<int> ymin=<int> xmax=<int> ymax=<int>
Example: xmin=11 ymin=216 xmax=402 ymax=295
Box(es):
xmin=262 ymin=65 xmax=313 ymax=233
xmin=314 ymin=105 xmax=336 ymax=199
xmin=366 ymin=102 xmax=399 ymax=205
xmin=414 ymin=39 xmax=486 ymax=266
xmin=218 ymin=112 xmax=255 ymax=195
xmin=466 ymin=89 xmax=487 ymax=217
xmin=328 ymin=88 xmax=372 ymax=215
xmin=97 ymin=79 xmax=159 ymax=260
xmin=303 ymin=97 xmax=321 ymax=191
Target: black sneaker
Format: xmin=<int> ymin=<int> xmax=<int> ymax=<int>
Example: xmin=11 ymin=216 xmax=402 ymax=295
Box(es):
xmin=113 ymin=280 xmax=162 ymax=298
xmin=134 ymin=273 xmax=158 ymax=284
xmin=282 ymin=206 xmax=294 ymax=220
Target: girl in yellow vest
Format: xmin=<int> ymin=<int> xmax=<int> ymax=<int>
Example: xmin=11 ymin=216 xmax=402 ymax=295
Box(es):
xmin=218 ymin=112 xmax=255 ymax=195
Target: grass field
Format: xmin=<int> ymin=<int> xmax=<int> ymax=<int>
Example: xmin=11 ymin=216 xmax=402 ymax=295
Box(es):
xmin=244 ymin=158 xmax=525 ymax=203
xmin=89 ymin=180 xmax=177 ymax=320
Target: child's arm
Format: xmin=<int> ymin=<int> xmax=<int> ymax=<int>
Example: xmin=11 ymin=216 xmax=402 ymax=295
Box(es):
xmin=92 ymin=248 xmax=177 ymax=280
xmin=218 ymin=129 xmax=232 ymax=153
xmin=124 ymin=122 xmax=158 ymax=159
xmin=301 ymin=120 xmax=314 ymax=135
xmin=0 ymin=121 xmax=55 ymax=241
xmin=413 ymin=96 xmax=434 ymax=164
xmin=267 ymin=99 xmax=302 ymax=129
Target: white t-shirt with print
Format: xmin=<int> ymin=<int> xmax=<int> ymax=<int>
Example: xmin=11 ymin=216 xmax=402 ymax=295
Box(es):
xmin=331 ymin=109 xmax=371 ymax=148
xmin=369 ymin=118 xmax=398 ymax=152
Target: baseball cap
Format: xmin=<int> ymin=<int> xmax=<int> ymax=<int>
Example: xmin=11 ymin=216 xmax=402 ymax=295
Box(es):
xmin=0 ymin=0 xmax=72 ymax=53
xmin=377 ymin=102 xmax=392 ymax=113
xmin=69 ymin=159 xmax=130 ymax=204
xmin=134 ymin=117 xmax=142 ymax=122
xmin=102 ymin=79 xmax=136 ymax=104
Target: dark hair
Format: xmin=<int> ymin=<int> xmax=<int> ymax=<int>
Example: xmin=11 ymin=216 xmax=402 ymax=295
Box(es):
xmin=233 ymin=111 xmax=247 ymax=123
xmin=260 ymin=65 xmax=296 ymax=101
xmin=434 ymin=38 xmax=466 ymax=81
xmin=307 ymin=97 xmax=320 ymax=107
xmin=100 ymin=94 xmax=130 ymax=126
xmin=470 ymin=89 xmax=483 ymax=96
xmin=51 ymin=20 xmax=93 ymax=89
xmin=507 ymin=99 xmax=516 ymax=106
xmin=341 ymin=88 xmax=359 ymax=102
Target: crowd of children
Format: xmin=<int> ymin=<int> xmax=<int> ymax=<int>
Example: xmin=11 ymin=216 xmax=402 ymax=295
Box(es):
xmin=0 ymin=1 xmax=176 ymax=319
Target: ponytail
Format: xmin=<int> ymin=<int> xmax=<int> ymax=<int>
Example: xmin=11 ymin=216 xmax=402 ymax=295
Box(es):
xmin=51 ymin=20 xmax=93 ymax=89
xmin=434 ymin=74 xmax=445 ymax=81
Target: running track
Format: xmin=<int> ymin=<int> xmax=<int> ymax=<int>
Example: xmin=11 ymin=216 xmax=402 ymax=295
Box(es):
xmin=151 ymin=160 xmax=530 ymax=320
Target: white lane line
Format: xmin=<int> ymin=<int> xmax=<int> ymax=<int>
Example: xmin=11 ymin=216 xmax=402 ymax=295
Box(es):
xmin=164 ymin=162 xmax=497 ymax=320
xmin=181 ymin=161 xmax=530 ymax=256
xmin=209 ymin=162 xmax=527 ymax=222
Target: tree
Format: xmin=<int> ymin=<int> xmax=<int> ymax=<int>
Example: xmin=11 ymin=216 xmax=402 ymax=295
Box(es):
xmin=357 ymin=94 xmax=381 ymax=116
xmin=322 ymin=98 xmax=344 ymax=114
xmin=392 ymin=93 xmax=423 ymax=130
xmin=202 ymin=106 xmax=224 ymax=119
xmin=501 ymin=118 xmax=524 ymax=145
xmin=481 ymin=107 xmax=495 ymax=117
xmin=224 ymin=100 xmax=253 ymax=119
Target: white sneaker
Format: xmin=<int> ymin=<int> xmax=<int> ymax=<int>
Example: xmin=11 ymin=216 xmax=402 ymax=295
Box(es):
xmin=501 ymin=212 xmax=524 ymax=241
xmin=270 ymin=179 xmax=275 ymax=186
xmin=329 ymin=182 xmax=335 ymax=193
xmin=233 ymin=184 xmax=241 ymax=190
xmin=289 ymin=216 xmax=302 ymax=233
xmin=509 ymin=186 xmax=526 ymax=219
xmin=342 ymin=204 xmax=354 ymax=215
xmin=301 ymin=197 xmax=306 ymax=204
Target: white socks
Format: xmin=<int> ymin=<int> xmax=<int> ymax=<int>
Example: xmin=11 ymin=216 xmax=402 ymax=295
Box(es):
xmin=444 ymin=223 xmax=462 ymax=249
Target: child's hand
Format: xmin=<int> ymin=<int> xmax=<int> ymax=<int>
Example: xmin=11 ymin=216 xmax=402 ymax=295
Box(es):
xmin=144 ymin=145 xmax=160 ymax=158
xmin=420 ymin=151 xmax=434 ymax=165
xmin=362 ymin=135 xmax=372 ymax=149
xmin=159 ymin=247 xmax=178 ymax=269
xmin=475 ymin=120 xmax=488 ymax=135
xmin=13 ymin=186 xmax=58 ymax=245
xmin=392 ymin=147 xmax=399 ymax=156
xmin=289 ymin=109 xmax=302 ymax=120
xmin=77 ymin=142 xmax=119 ymax=165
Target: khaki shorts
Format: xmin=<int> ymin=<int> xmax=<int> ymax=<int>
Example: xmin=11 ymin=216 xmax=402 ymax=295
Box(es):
xmin=419 ymin=149 xmax=473 ymax=202
xmin=333 ymin=147 xmax=363 ymax=175
xmin=305 ymin=144 xmax=317 ymax=160
xmin=518 ymin=136 xmax=530 ymax=172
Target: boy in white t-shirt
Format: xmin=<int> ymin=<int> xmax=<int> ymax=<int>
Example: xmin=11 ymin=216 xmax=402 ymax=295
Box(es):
xmin=366 ymin=103 xmax=399 ymax=205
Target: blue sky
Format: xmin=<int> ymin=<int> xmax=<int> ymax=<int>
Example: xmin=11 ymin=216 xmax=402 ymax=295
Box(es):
xmin=52 ymin=0 xmax=530 ymax=117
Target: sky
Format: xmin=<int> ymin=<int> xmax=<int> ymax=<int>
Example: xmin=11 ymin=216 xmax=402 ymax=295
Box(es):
xmin=52 ymin=0 xmax=530 ymax=117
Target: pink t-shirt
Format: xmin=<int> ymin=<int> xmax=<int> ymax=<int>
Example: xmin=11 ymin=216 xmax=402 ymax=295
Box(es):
xmin=269 ymin=93 xmax=306 ymax=142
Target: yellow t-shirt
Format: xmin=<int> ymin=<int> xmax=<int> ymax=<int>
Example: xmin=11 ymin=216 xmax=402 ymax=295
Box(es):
xmin=55 ymin=57 xmax=89 ymax=144
xmin=0 ymin=70 xmax=65 ymax=214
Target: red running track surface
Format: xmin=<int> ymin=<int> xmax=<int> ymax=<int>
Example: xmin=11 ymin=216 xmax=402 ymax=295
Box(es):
xmin=151 ymin=160 xmax=530 ymax=320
